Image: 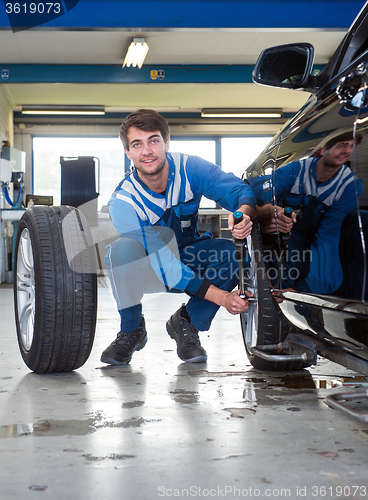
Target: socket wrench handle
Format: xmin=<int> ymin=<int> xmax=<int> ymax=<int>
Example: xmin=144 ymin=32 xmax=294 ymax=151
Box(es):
xmin=233 ymin=210 xmax=244 ymax=225
xmin=232 ymin=211 xmax=246 ymax=299
xmin=281 ymin=206 xmax=293 ymax=246
xmin=284 ymin=206 xmax=293 ymax=219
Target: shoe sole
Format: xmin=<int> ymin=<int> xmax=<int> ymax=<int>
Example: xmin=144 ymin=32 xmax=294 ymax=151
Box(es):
xmin=166 ymin=319 xmax=207 ymax=363
xmin=183 ymin=354 xmax=207 ymax=363
xmin=100 ymin=335 xmax=147 ymax=366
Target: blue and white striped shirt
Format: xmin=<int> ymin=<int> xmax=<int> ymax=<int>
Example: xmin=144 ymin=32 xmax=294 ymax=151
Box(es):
xmin=250 ymin=157 xmax=363 ymax=293
xmin=108 ymin=152 xmax=255 ymax=294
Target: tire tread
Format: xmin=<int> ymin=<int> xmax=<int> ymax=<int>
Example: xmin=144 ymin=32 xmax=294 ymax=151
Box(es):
xmin=14 ymin=206 xmax=97 ymax=373
xmin=242 ymin=223 xmax=310 ymax=371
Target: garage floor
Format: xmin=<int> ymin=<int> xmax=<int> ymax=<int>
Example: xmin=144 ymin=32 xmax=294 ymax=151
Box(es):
xmin=1 ymin=282 xmax=368 ymax=500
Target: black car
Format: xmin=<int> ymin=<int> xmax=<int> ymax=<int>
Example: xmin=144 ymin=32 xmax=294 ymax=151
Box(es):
xmin=240 ymin=0 xmax=368 ymax=378
xmin=12 ymin=1 xmax=368 ymax=383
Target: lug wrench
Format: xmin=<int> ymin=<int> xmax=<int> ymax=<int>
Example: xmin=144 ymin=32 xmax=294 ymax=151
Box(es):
xmin=232 ymin=211 xmax=248 ymax=300
xmin=276 ymin=206 xmax=293 ymax=289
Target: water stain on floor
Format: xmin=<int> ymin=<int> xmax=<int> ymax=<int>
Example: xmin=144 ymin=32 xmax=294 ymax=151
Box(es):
xmin=121 ymin=400 xmax=145 ymax=409
xmin=169 ymin=389 xmax=199 ymax=405
xmin=82 ymin=453 xmax=136 ymax=462
xmin=188 ymin=370 xmax=368 ymax=390
xmin=0 ymin=410 xmax=161 ymax=438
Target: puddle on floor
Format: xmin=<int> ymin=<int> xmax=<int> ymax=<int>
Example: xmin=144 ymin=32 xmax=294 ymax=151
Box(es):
xmin=82 ymin=453 xmax=136 ymax=462
xmin=188 ymin=370 xmax=368 ymax=390
xmin=244 ymin=375 xmax=315 ymax=389
xmin=241 ymin=374 xmax=368 ymax=408
xmin=314 ymin=375 xmax=367 ymax=389
xmin=188 ymin=370 xmax=247 ymax=378
xmin=244 ymin=374 xmax=368 ymax=390
xmin=121 ymin=400 xmax=145 ymax=409
xmin=0 ymin=410 xmax=161 ymax=439
xmin=169 ymin=389 xmax=199 ymax=405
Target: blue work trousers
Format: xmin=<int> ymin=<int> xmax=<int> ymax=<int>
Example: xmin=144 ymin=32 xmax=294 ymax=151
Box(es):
xmin=105 ymin=236 xmax=247 ymax=333
xmin=337 ymin=209 xmax=368 ymax=300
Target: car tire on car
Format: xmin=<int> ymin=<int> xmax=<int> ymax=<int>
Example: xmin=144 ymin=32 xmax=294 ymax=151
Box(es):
xmin=14 ymin=206 xmax=97 ymax=373
xmin=241 ymin=223 xmax=311 ymax=371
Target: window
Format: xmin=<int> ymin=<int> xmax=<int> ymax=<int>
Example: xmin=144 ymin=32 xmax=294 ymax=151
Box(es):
xmin=221 ymin=137 xmax=271 ymax=179
xmin=170 ymin=139 xmax=217 ymax=208
xmin=33 ymin=137 xmax=125 ymax=210
xmin=169 ymin=139 xmax=216 ymax=162
xmin=33 ymin=135 xmax=271 ymax=211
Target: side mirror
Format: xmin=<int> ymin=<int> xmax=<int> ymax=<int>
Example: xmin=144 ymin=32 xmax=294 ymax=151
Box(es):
xmin=252 ymin=43 xmax=315 ymax=89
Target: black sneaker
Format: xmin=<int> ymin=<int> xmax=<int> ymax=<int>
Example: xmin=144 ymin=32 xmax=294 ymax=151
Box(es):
xmin=101 ymin=317 xmax=147 ymax=365
xmin=166 ymin=306 xmax=207 ymax=363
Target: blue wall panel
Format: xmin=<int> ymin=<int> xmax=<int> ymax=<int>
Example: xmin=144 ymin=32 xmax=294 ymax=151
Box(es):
xmin=0 ymin=0 xmax=365 ymax=30
xmin=0 ymin=63 xmax=325 ymax=83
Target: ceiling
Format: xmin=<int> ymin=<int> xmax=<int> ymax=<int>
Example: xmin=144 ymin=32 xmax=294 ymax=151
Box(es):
xmin=2 ymin=30 xmax=346 ymax=113
xmin=0 ymin=0 xmax=365 ymax=131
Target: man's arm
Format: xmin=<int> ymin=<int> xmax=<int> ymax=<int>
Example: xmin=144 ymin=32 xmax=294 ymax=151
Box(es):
xmin=248 ymin=161 xmax=301 ymax=208
xmin=205 ymin=203 xmax=255 ymax=314
xmin=190 ymin=158 xmax=257 ymax=214
xmin=188 ymin=202 xmax=254 ymax=309
xmin=256 ymin=204 xmax=296 ymax=233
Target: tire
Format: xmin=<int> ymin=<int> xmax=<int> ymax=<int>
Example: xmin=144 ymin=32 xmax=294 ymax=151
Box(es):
xmin=14 ymin=206 xmax=97 ymax=373
xmin=241 ymin=223 xmax=310 ymax=371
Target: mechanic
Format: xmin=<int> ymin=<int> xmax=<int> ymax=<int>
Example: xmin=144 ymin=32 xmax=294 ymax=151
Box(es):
xmin=249 ymin=131 xmax=364 ymax=296
xmin=101 ymin=109 xmax=256 ymax=366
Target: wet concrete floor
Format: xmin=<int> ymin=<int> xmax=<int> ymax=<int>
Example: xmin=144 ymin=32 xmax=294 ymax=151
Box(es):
xmin=1 ymin=284 xmax=368 ymax=499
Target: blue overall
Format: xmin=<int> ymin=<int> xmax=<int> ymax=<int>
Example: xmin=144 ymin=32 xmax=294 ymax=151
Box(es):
xmin=105 ymin=152 xmax=255 ymax=333
xmin=249 ymin=157 xmax=363 ymax=294
xmin=337 ymin=208 xmax=368 ymax=300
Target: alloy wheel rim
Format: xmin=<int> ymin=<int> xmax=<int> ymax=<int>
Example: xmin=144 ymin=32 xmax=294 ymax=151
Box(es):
xmin=16 ymin=228 xmax=35 ymax=350
xmin=244 ymin=234 xmax=258 ymax=347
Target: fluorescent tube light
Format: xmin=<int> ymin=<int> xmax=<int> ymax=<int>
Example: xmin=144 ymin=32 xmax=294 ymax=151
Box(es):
xmin=201 ymin=108 xmax=282 ymax=118
xmin=123 ymin=38 xmax=149 ymax=69
xmin=21 ymin=105 xmax=105 ymax=115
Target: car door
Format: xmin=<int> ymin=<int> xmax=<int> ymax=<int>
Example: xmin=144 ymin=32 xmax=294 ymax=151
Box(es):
xmin=247 ymin=2 xmax=368 ymax=362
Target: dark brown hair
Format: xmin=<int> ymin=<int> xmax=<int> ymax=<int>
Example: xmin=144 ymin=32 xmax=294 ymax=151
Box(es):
xmin=324 ymin=131 xmax=363 ymax=150
xmin=119 ymin=109 xmax=170 ymax=150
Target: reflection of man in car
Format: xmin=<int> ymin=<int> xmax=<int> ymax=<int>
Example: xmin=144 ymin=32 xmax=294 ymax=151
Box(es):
xmin=249 ymin=131 xmax=363 ymax=295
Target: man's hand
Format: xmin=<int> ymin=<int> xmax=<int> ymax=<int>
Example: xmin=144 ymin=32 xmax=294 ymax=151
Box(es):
xmin=222 ymin=289 xmax=254 ymax=314
xmin=204 ymin=286 xmax=253 ymax=314
xmin=228 ymin=212 xmax=253 ymax=239
xmin=228 ymin=203 xmax=255 ymax=239
xmin=262 ymin=205 xmax=296 ymax=234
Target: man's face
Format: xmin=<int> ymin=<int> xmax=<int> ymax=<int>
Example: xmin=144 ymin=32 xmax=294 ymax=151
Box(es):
xmin=321 ymin=139 xmax=354 ymax=168
xmin=124 ymin=127 xmax=170 ymax=178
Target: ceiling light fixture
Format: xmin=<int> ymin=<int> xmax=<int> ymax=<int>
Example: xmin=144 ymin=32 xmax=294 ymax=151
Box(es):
xmin=201 ymin=108 xmax=283 ymax=118
xmin=123 ymin=38 xmax=149 ymax=69
xmin=21 ymin=105 xmax=105 ymax=115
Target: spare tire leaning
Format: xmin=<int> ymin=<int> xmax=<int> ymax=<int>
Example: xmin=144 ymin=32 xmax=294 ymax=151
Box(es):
xmin=14 ymin=206 xmax=97 ymax=373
